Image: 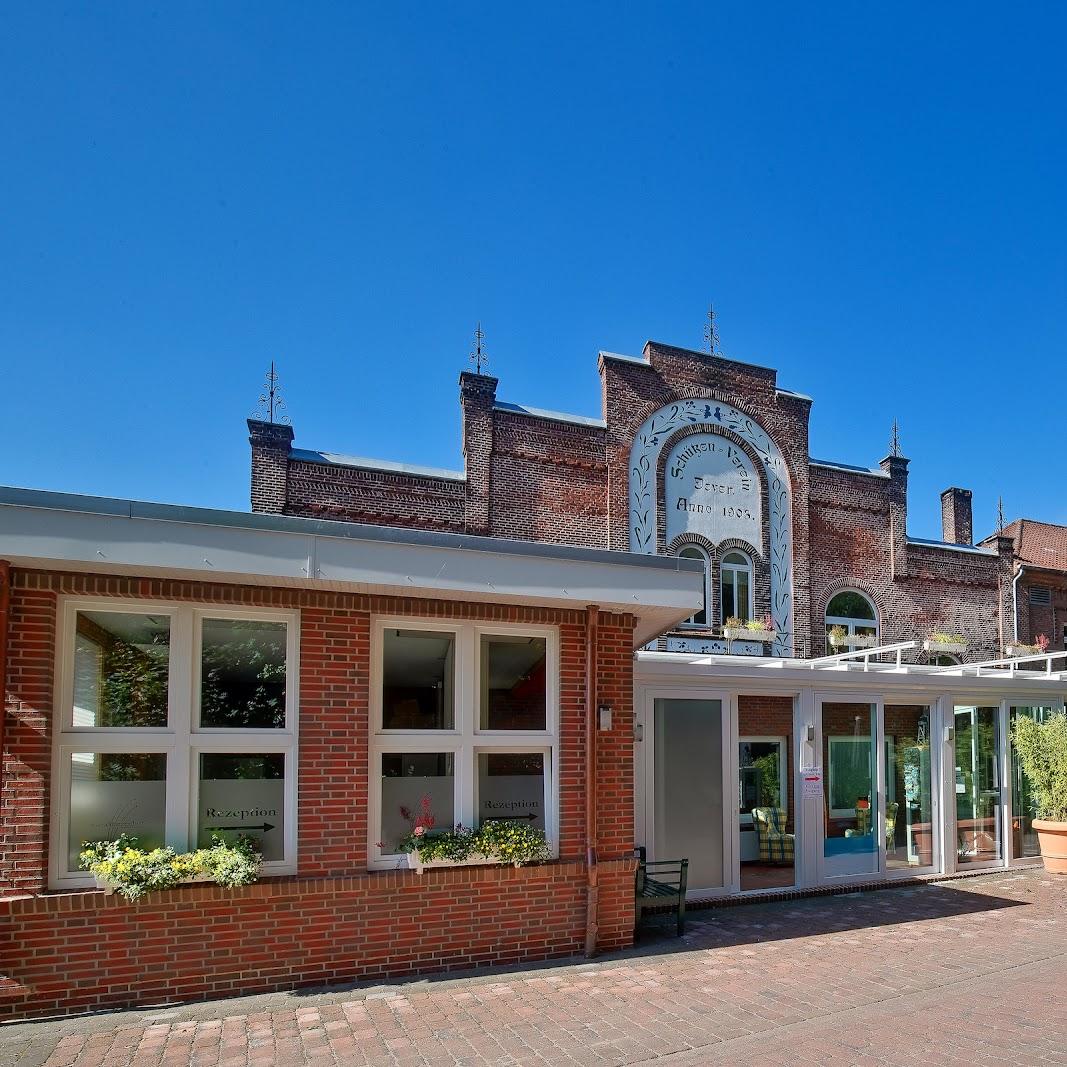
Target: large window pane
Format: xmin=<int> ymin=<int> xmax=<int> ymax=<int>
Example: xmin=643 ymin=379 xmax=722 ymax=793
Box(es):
xmin=886 ymin=706 xmax=934 ymax=870
xmin=478 ymin=752 xmax=545 ymax=829
xmin=380 ymin=753 xmax=455 ymax=853
xmin=954 ymin=706 xmax=1002 ymax=866
xmin=73 ymin=612 xmax=170 ymax=727
xmin=68 ymin=752 xmax=167 ymax=871
xmin=822 ymin=702 xmax=878 ymax=877
xmin=197 ymin=753 xmax=285 ymax=861
xmin=1010 ymin=707 xmax=1054 ymax=859
xmin=383 ymin=630 xmax=455 ymax=729
xmin=480 ymin=635 xmax=547 ymax=730
xmin=200 ymin=619 xmax=287 ymax=729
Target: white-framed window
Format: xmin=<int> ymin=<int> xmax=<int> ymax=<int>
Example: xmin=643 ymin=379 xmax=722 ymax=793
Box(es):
xmin=51 ymin=600 xmax=299 ymax=889
xmin=824 ymin=589 xmax=879 ymax=654
xmin=368 ymin=618 xmax=558 ymax=870
xmin=738 ymin=735 xmax=787 ymax=824
xmin=720 ymin=550 xmax=754 ymax=624
xmin=677 ymin=545 xmax=710 ymax=626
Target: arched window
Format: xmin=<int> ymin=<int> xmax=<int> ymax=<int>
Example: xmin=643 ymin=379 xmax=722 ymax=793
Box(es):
xmin=720 ymin=550 xmax=753 ymax=624
xmin=824 ymin=590 xmax=879 ymax=654
xmin=678 ymin=545 xmax=709 ymax=626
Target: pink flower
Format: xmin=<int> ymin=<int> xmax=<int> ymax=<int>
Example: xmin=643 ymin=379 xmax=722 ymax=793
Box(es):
xmin=414 ymin=825 xmax=426 ymax=837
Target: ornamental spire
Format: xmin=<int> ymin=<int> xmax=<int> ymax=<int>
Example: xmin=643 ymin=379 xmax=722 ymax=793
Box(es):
xmin=469 ymin=322 xmax=489 ymax=375
xmin=889 ymin=418 xmax=901 ymax=458
xmin=997 ymin=495 xmax=1006 ymax=532
xmin=703 ymin=304 xmax=721 ymax=356
xmin=250 ymin=361 xmax=290 ymax=425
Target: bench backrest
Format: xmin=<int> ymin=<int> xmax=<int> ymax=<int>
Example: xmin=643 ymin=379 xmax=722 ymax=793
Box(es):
xmin=636 ymin=857 xmax=688 ymax=897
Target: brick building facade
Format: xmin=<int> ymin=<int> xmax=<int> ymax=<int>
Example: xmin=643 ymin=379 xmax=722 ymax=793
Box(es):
xmin=979 ymin=519 xmax=1067 ymax=654
xmin=252 ymin=341 xmax=1016 ymax=660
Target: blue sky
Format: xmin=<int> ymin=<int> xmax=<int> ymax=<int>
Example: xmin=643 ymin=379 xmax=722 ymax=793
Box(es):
xmin=2 ymin=3 xmax=1065 ymax=540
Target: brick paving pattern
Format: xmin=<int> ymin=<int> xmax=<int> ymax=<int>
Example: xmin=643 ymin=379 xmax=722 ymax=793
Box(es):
xmin=4 ymin=868 xmax=1065 ymax=1067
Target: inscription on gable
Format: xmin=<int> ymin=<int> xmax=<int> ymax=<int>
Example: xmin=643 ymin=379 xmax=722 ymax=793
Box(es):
xmin=664 ymin=434 xmax=763 ymax=549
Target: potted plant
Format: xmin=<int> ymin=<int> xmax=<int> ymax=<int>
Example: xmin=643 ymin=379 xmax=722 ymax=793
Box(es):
xmin=79 ymin=833 xmax=261 ymax=901
xmin=828 ymin=625 xmax=877 ymax=649
xmin=1010 ymin=712 xmax=1067 ymax=874
xmin=922 ymin=632 xmax=968 ymax=655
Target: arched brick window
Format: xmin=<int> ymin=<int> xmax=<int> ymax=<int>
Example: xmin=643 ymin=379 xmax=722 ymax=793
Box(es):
xmin=720 ymin=550 xmax=754 ymax=624
xmin=677 ymin=545 xmax=709 ymax=626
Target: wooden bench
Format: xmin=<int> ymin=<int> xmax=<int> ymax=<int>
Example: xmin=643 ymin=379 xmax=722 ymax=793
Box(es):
xmin=634 ymin=848 xmax=688 ymax=937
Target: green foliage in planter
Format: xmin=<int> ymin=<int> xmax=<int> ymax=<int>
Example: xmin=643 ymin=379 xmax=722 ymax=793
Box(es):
xmin=1012 ymin=713 xmax=1067 ymax=823
xmin=399 ymin=820 xmax=550 ymax=866
xmin=928 ymin=632 xmax=965 ymax=645
xmin=828 ymin=625 xmax=848 ymax=642
xmin=79 ymin=833 xmax=261 ymax=901
xmin=475 ymin=820 xmax=551 ymax=865
xmin=398 ymin=825 xmax=478 ymax=862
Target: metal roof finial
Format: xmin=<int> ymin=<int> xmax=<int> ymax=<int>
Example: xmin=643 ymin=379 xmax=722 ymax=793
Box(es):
xmin=997 ymin=495 xmax=1006 ymax=532
xmin=703 ymin=305 xmax=721 ymax=356
xmin=251 ymin=361 xmax=290 ymax=425
xmin=890 ymin=418 xmax=901 ymax=458
xmin=470 ymin=322 xmax=489 ymax=375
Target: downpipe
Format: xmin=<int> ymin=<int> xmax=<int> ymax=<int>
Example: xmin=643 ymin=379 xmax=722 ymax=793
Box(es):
xmin=584 ymin=603 xmax=599 ymax=958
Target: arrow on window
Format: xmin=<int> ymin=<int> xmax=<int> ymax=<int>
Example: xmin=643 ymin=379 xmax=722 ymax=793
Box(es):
xmin=482 ymin=814 xmax=537 ymax=822
xmin=206 ymin=823 xmax=275 ymax=833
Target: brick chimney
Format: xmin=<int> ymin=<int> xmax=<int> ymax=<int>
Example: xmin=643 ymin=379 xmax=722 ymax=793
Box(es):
xmin=940 ymin=487 xmax=973 ymax=545
xmin=248 ymin=419 xmax=294 ymax=514
xmin=459 ymin=371 xmax=497 ymax=535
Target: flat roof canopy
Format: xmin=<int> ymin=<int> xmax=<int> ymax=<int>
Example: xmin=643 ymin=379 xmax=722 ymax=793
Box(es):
xmin=637 ymin=647 xmax=1067 ymax=699
xmin=0 ymin=486 xmax=705 ymax=648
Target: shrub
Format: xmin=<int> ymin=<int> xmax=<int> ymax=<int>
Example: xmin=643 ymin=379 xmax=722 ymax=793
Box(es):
xmin=1011 ymin=713 xmax=1067 ymax=823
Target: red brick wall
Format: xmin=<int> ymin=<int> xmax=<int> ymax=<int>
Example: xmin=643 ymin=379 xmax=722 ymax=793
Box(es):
xmin=0 ymin=858 xmax=636 ymax=1020
xmin=0 ymin=569 xmax=638 ymax=1019
xmin=1015 ymin=573 xmax=1067 ymax=650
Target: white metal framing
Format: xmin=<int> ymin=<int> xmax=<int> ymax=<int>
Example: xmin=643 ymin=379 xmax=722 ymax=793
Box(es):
xmin=49 ymin=597 xmax=300 ymax=890
xmin=367 ymin=617 xmax=560 ymax=872
xmin=635 ymin=651 xmax=1064 ymax=897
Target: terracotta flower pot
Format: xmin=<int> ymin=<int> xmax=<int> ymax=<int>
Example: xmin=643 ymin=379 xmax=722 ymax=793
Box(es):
xmin=1032 ymin=819 xmax=1067 ymax=875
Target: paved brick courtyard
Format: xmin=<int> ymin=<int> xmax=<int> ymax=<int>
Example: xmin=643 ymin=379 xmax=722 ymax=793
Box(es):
xmin=3 ymin=868 xmax=1066 ymax=1067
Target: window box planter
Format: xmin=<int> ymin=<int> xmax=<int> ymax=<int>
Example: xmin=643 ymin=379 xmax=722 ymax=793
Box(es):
xmin=829 ymin=633 xmax=878 ymax=649
xmin=93 ymin=873 xmax=214 ymax=896
xmin=723 ymin=626 xmax=773 ymax=641
xmin=406 ymin=851 xmax=517 ymax=875
xmin=923 ymin=639 xmax=967 ymax=655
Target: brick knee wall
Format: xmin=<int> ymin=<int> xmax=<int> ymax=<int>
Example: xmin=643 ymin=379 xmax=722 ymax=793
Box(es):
xmin=0 ymin=858 xmax=637 ymax=1021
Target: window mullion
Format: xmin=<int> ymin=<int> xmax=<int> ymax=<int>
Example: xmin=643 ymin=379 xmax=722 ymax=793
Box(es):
xmin=167 ymin=605 xmax=194 ymax=852
xmin=459 ymin=624 xmax=478 ymax=828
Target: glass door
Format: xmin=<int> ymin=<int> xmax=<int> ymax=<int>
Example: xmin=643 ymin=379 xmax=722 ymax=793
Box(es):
xmin=819 ymin=699 xmax=881 ymax=879
xmin=952 ymin=706 xmax=1003 ymax=869
xmin=884 ymin=704 xmax=937 ymax=874
xmin=648 ymin=693 xmax=728 ymax=896
xmin=1008 ymin=705 xmax=1057 ymax=863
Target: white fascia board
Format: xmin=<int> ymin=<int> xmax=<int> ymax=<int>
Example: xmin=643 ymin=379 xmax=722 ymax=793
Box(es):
xmin=635 ymin=651 xmax=1067 ymax=696
xmin=0 ymin=499 xmax=702 ymax=647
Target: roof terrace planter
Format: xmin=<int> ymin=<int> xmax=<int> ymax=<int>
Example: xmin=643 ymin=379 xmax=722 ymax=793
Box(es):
xmin=923 ymin=637 xmax=968 ymax=655
xmin=1006 ymin=642 xmax=1042 ymax=658
xmin=723 ymin=626 xmax=774 ymax=642
xmin=829 ymin=631 xmax=878 ymax=649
